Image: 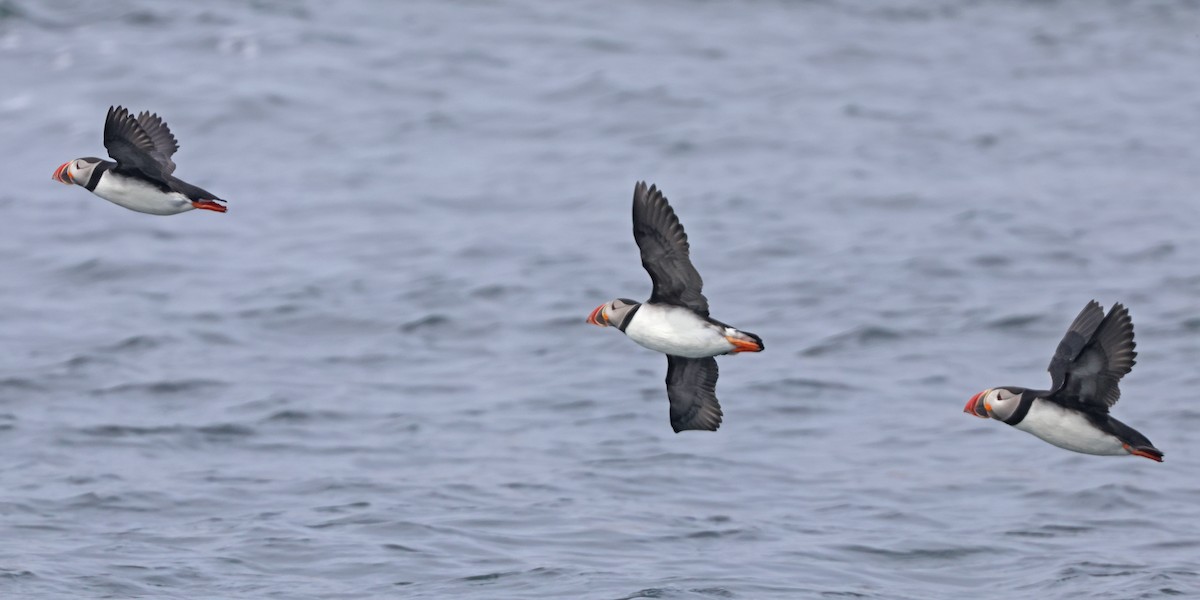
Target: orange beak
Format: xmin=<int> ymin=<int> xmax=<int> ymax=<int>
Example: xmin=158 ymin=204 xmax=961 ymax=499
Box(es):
xmin=964 ymin=390 xmax=990 ymax=418
xmin=587 ymin=303 xmax=608 ymax=327
xmin=53 ymin=162 xmax=73 ymax=185
xmin=191 ymin=200 xmax=227 ymax=213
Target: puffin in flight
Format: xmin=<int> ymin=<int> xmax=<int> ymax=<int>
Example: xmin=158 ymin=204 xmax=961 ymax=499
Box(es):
xmin=52 ymin=106 xmax=227 ymax=215
xmin=964 ymin=300 xmax=1162 ymax=461
xmin=587 ymin=181 xmax=763 ymax=432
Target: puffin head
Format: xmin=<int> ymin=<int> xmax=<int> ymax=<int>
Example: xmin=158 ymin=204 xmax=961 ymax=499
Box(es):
xmin=587 ymin=298 xmax=640 ymax=329
xmin=963 ymin=387 xmax=1021 ymax=421
xmin=53 ymin=157 xmax=103 ymax=187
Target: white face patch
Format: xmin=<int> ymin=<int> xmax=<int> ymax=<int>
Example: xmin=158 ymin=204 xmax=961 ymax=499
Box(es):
xmin=986 ymin=388 xmax=1019 ymax=422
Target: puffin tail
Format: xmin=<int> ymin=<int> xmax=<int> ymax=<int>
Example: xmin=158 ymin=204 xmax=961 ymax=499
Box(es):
xmin=192 ymin=199 xmax=228 ymax=213
xmin=724 ymin=329 xmax=764 ymax=354
xmin=1126 ymin=444 xmax=1164 ymax=462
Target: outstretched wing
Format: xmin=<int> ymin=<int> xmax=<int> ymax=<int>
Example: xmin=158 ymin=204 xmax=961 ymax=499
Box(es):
xmin=665 ymin=356 xmax=722 ymax=432
xmin=632 ymin=181 xmax=708 ymax=315
xmin=135 ymin=110 xmax=179 ymax=175
xmin=102 ymin=105 xmax=171 ymax=183
xmin=1047 ymin=300 xmax=1105 ymax=393
xmin=1046 ymin=302 xmax=1136 ymax=412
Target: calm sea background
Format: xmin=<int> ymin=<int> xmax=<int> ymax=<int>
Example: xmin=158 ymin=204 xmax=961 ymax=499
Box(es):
xmin=2 ymin=1 xmax=1199 ymax=598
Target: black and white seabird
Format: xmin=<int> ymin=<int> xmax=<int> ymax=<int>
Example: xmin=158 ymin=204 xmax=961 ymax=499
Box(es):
xmin=52 ymin=106 xmax=227 ymax=215
xmin=964 ymin=300 xmax=1162 ymax=461
xmin=587 ymin=181 xmax=763 ymax=432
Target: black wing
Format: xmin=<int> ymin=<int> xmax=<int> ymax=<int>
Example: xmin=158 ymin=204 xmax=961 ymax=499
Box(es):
xmin=134 ymin=110 xmax=179 ymax=175
xmin=665 ymin=356 xmax=722 ymax=432
xmin=102 ymin=106 xmax=171 ymax=183
xmin=1047 ymin=300 xmax=1105 ymax=392
xmin=632 ymin=181 xmax=708 ymax=315
xmin=1046 ymin=302 xmax=1136 ymax=412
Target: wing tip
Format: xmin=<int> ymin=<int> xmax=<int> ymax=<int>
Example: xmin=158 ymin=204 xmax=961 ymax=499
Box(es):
xmin=633 ymin=180 xmax=662 ymax=203
xmin=1103 ymin=301 xmax=1137 ymax=370
xmin=104 ymin=105 xmax=138 ymax=135
xmin=1108 ymin=302 xmax=1132 ymax=323
xmin=1061 ymin=299 xmax=1107 ymax=344
xmin=670 ymin=413 xmax=723 ymax=433
xmin=631 ymin=180 xmax=682 ymax=236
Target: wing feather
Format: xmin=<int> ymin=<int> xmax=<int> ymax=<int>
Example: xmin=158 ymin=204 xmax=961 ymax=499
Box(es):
xmin=134 ymin=110 xmax=179 ymax=175
xmin=665 ymin=356 xmax=722 ymax=432
xmin=1047 ymin=302 xmax=1136 ymax=412
xmin=1047 ymin=300 xmax=1105 ymax=392
xmin=102 ymin=105 xmax=171 ymax=183
xmin=632 ymin=181 xmax=708 ymax=315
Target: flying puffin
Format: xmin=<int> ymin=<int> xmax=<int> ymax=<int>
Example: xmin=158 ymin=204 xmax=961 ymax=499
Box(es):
xmin=587 ymin=181 xmax=763 ymax=432
xmin=52 ymin=106 xmax=227 ymax=215
xmin=964 ymin=300 xmax=1162 ymax=461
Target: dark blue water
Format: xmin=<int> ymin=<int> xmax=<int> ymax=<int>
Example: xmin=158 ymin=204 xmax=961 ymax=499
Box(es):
xmin=2 ymin=1 xmax=1199 ymax=598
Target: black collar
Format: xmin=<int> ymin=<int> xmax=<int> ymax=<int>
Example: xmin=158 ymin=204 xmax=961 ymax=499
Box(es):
xmin=85 ymin=163 xmax=109 ymax=192
xmin=1002 ymin=391 xmax=1035 ymax=426
xmin=616 ymin=304 xmax=641 ymax=333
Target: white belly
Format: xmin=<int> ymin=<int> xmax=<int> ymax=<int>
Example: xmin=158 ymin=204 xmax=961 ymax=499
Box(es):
xmin=93 ymin=174 xmax=193 ymax=215
xmin=1014 ymin=400 xmax=1127 ymax=456
xmin=624 ymin=304 xmax=733 ymax=358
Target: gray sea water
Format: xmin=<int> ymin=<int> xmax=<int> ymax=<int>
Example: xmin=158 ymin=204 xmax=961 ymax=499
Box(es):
xmin=2 ymin=1 xmax=1199 ymax=598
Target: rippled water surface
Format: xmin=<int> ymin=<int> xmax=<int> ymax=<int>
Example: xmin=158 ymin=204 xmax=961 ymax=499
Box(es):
xmin=2 ymin=1 xmax=1200 ymax=598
